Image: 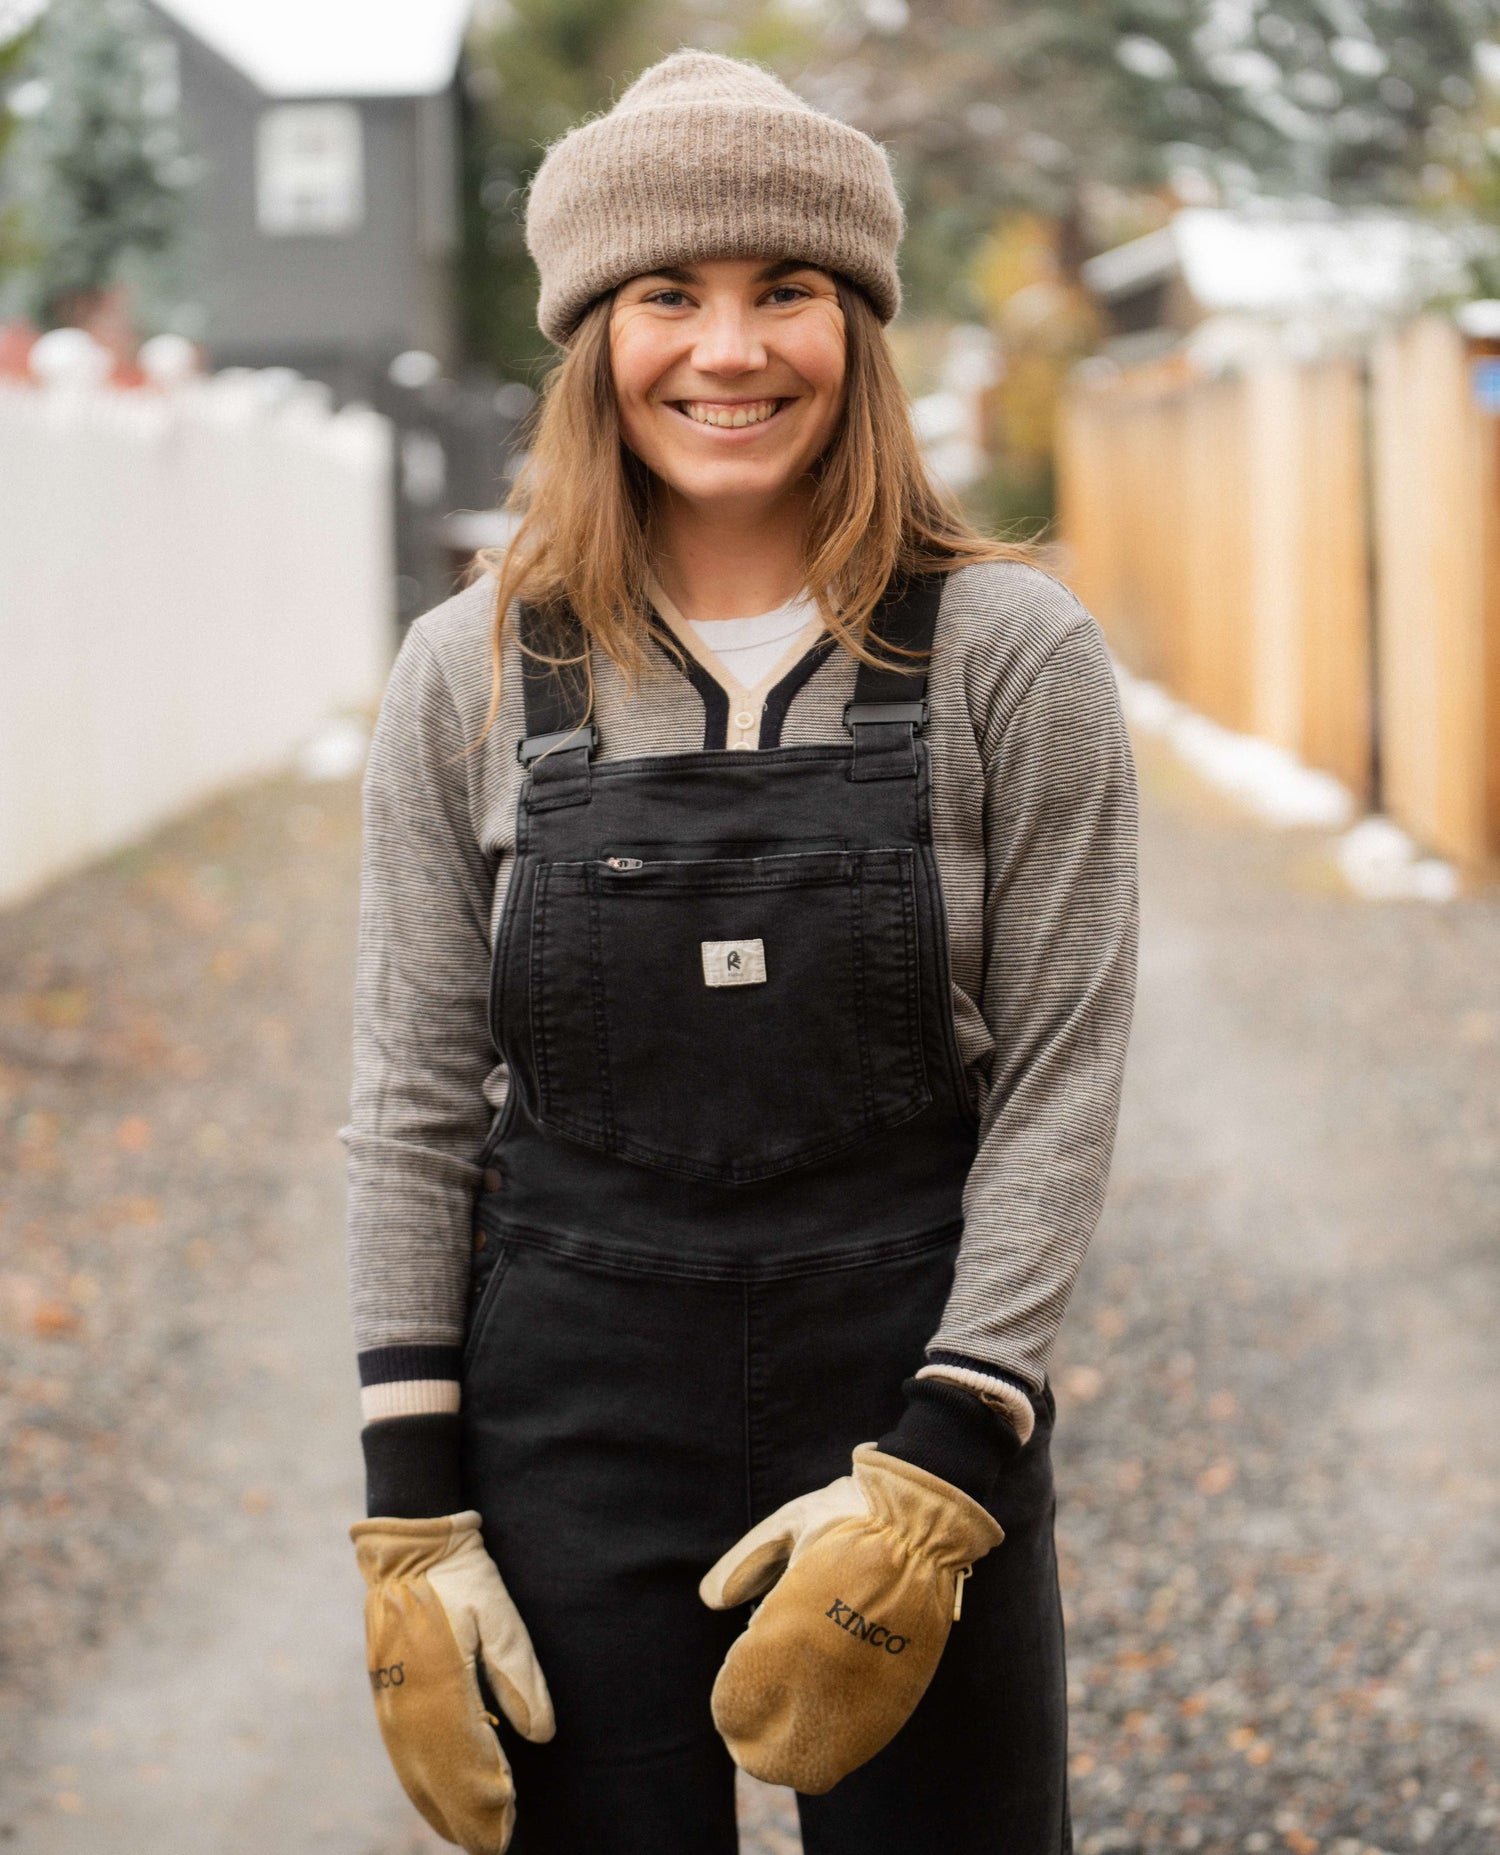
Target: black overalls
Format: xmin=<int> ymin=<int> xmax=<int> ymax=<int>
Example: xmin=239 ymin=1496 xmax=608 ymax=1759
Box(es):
xmin=461 ymin=574 xmax=1070 ymax=1853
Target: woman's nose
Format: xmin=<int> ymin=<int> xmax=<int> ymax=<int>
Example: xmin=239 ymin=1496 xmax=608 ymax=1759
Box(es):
xmin=689 ymin=304 xmax=767 ymax=376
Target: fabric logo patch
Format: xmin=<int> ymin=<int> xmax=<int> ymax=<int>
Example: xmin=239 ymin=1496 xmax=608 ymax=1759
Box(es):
xmin=701 ymin=938 xmax=766 ymax=987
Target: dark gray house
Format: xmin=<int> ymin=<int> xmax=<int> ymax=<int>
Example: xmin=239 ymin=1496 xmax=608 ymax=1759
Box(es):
xmin=140 ymin=0 xmax=473 ymax=398
xmin=117 ymin=1 xmax=524 ymax=619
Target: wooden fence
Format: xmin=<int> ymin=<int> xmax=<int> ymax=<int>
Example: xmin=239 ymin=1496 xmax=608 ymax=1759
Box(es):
xmin=1059 ymin=316 xmax=1500 ymax=864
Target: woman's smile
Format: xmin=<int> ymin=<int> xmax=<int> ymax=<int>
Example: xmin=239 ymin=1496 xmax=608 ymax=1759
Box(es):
xmin=666 ymin=395 xmax=796 ymax=433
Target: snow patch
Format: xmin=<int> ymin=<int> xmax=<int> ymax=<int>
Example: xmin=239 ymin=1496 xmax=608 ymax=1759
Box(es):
xmin=1336 ymin=818 xmax=1458 ymax=903
xmin=1166 ymin=713 xmax=1353 ymax=828
xmin=1117 ymin=667 xmax=1352 ymax=828
xmin=28 ymin=327 xmax=112 ymax=389
xmin=1117 ymin=664 xmax=1459 ymax=900
xmin=1083 ymin=206 xmax=1486 ymax=332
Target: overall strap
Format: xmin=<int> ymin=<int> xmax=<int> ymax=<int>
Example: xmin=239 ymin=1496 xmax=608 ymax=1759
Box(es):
xmin=516 ymin=601 xmax=596 ymax=809
xmin=844 ymin=571 xmax=944 ymax=782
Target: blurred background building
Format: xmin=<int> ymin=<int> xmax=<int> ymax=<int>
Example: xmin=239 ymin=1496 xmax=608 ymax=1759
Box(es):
xmin=132 ymin=0 xmax=471 ymax=389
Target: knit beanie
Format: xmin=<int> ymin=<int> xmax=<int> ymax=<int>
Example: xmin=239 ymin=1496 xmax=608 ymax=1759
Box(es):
xmin=524 ymin=49 xmax=905 ymax=346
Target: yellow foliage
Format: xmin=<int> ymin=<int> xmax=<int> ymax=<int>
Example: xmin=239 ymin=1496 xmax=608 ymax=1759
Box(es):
xmin=968 ymin=212 xmax=1105 ymax=472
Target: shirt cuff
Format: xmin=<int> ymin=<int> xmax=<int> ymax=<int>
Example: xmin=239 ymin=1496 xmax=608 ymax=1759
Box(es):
xmin=357 ymin=1344 xmax=467 ymax=1517
xmin=915 ymin=1360 xmax=1037 ymax=1445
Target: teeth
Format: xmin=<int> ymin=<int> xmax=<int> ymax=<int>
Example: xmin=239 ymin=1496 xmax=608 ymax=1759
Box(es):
xmin=678 ymin=399 xmax=781 ymax=428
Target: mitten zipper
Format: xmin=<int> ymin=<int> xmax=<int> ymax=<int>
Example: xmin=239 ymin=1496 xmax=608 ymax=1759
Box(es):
xmin=952 ymin=1564 xmax=971 ymax=1621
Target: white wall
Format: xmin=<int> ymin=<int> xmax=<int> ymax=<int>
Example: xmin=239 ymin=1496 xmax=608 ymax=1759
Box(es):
xmin=0 ymin=369 xmax=394 ymax=906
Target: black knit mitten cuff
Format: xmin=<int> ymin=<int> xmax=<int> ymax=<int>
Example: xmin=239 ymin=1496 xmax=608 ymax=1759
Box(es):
xmin=875 ymin=1375 xmax=1024 ymax=1508
xmin=361 ymin=1412 xmax=467 ymax=1519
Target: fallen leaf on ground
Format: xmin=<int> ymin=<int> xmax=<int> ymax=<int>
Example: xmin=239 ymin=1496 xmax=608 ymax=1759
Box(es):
xmin=1198 ymin=1458 xmax=1238 ymax=1495
xmin=33 ymin=1300 xmax=80 ymax=1338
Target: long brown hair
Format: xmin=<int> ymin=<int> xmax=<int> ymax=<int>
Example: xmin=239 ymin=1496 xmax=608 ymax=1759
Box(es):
xmin=471 ymin=274 xmax=1038 ymax=742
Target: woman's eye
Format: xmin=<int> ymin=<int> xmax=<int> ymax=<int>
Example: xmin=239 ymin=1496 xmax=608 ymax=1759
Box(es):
xmin=767 ymin=285 xmax=811 ymax=305
xmin=646 ymin=289 xmax=691 ymax=307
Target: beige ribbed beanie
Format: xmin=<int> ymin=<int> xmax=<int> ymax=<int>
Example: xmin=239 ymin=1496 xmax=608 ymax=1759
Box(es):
xmin=524 ymin=49 xmax=904 ymax=345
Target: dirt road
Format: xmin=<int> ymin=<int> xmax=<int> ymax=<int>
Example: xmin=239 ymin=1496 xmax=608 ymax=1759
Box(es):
xmin=0 ymin=731 xmax=1495 ymax=1853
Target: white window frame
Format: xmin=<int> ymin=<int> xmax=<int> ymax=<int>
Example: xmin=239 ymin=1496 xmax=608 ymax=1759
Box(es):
xmin=256 ymin=103 xmax=365 ymax=237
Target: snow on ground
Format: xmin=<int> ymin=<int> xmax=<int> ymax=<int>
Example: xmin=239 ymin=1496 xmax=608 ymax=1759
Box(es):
xmin=1113 ymin=663 xmax=1459 ymax=901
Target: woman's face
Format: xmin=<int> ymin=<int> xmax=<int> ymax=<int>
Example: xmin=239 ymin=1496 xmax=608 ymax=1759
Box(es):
xmin=609 ymin=256 xmax=846 ymax=518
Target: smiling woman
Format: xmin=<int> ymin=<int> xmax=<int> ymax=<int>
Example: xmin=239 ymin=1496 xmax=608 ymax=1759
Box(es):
xmin=471 ymin=249 xmax=1032 ymax=711
xmin=344 ymin=45 xmax=1139 ymax=1855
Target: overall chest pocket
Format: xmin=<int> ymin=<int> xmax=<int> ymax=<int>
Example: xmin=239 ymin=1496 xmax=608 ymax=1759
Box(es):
xmin=528 ymin=847 xmax=930 ymax=1185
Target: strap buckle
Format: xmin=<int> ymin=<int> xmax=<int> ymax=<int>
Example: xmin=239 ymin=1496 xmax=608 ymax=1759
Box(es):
xmin=516 ymin=721 xmax=599 ymax=766
xmin=842 ymin=699 xmax=928 ymax=733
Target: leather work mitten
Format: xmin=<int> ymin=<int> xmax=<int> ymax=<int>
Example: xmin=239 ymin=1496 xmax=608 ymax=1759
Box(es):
xmin=349 ymin=1510 xmax=554 ymax=1854
xmin=699 ymin=1444 xmax=1004 ymax=1794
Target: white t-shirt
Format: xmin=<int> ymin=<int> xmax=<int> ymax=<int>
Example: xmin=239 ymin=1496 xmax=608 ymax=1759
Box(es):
xmin=684 ymin=591 xmax=821 ymax=690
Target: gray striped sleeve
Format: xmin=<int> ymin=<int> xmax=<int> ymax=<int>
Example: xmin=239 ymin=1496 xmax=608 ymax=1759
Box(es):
xmin=926 ymin=614 xmax=1140 ymax=1389
xmin=342 ymin=611 xmax=500 ymax=1362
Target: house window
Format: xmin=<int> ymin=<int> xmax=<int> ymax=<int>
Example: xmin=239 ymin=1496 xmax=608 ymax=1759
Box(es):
xmin=256 ymin=104 xmax=364 ymax=236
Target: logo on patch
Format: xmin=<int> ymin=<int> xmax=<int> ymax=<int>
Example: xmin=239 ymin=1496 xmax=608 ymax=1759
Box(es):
xmin=701 ymin=938 xmax=767 ymax=987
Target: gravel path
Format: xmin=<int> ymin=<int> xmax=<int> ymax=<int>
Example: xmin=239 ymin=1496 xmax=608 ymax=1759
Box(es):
xmin=0 ymin=730 xmax=1495 ymax=1853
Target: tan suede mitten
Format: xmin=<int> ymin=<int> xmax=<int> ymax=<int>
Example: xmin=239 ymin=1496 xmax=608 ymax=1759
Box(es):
xmin=699 ymin=1444 xmax=1004 ymax=1794
xmin=349 ymin=1510 xmax=554 ymax=1854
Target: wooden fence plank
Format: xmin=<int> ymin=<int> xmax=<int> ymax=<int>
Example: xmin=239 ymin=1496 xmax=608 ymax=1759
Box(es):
xmin=1298 ymin=360 xmax=1374 ymax=801
xmin=1370 ymin=318 xmax=1491 ymax=864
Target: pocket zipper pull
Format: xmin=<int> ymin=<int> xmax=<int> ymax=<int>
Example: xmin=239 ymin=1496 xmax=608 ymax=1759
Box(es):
xmin=952 ymin=1564 xmax=971 ymax=1622
xmin=603 ymin=856 xmax=643 ymax=871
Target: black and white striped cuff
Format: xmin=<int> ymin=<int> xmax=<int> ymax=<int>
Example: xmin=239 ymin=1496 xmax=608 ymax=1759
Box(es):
xmin=358 ymin=1344 xmax=462 ymax=1424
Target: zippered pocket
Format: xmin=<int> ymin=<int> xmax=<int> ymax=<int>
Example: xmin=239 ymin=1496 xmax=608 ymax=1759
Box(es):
xmin=528 ymin=846 xmax=931 ymax=1185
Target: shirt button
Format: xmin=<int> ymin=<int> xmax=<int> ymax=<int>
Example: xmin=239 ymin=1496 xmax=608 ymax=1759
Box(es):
xmin=729 ymin=740 xmax=755 ymax=750
xmin=734 ymin=710 xmax=756 ymax=729
xmin=473 ymin=1230 xmax=487 ymax=1254
xmin=482 ymin=1168 xmax=503 ymax=1192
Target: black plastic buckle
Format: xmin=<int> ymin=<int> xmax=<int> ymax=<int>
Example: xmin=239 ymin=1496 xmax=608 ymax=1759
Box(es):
xmin=842 ymin=699 xmax=928 ymax=732
xmin=516 ymin=721 xmax=599 ymax=766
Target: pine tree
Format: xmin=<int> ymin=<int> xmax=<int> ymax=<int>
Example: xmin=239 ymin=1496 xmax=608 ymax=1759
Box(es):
xmin=12 ymin=0 xmax=193 ymax=323
xmin=0 ymin=16 xmax=38 ymax=283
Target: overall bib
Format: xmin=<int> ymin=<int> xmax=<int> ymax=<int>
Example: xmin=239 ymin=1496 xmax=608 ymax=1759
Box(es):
xmin=461 ymin=574 xmax=1070 ymax=1853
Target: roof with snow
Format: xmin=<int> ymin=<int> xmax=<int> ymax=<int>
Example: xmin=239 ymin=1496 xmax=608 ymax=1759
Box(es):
xmin=3 ymin=0 xmax=474 ymax=98
xmin=1082 ymin=207 xmax=1478 ymax=320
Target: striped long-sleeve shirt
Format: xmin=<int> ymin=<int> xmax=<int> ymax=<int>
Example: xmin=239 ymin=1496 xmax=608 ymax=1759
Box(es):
xmin=341 ymin=557 xmax=1138 ymax=1491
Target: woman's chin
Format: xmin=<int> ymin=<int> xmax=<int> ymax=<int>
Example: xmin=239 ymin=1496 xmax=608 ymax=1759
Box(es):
xmin=653 ymin=456 xmax=808 ymax=511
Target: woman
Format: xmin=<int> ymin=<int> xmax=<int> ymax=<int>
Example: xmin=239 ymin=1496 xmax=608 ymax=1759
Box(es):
xmin=345 ymin=48 xmax=1137 ymax=1855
